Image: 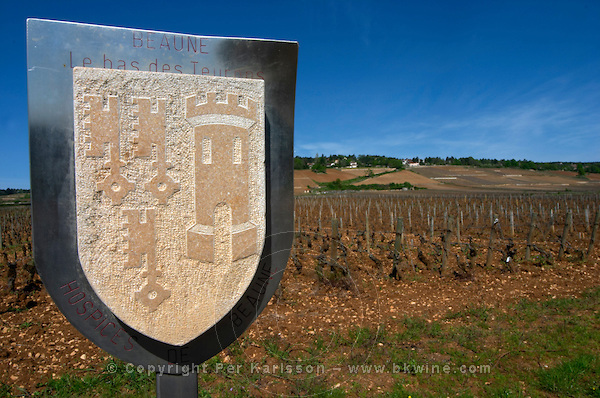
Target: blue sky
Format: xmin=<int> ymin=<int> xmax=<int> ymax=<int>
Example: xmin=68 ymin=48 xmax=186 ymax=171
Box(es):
xmin=2 ymin=0 xmax=599 ymax=188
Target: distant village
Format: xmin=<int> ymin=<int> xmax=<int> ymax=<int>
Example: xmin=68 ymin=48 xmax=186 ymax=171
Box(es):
xmin=328 ymin=158 xmax=420 ymax=169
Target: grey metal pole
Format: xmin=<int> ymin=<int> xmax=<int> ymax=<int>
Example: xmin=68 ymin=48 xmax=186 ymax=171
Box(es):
xmin=156 ymin=373 xmax=198 ymax=398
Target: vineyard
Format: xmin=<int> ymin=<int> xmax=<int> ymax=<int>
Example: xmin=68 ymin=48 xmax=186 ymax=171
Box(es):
xmin=293 ymin=192 xmax=600 ymax=280
xmin=1 ymin=191 xmax=600 ymax=396
xmin=0 ymin=206 xmax=35 ymax=297
xmin=4 ymin=192 xmax=598 ymax=294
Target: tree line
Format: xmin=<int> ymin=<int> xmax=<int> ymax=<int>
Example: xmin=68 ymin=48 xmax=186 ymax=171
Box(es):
xmin=0 ymin=188 xmax=30 ymax=196
xmin=294 ymin=154 xmax=600 ymax=174
xmin=408 ymin=156 xmax=599 ymax=174
xmin=294 ymin=154 xmax=405 ymax=172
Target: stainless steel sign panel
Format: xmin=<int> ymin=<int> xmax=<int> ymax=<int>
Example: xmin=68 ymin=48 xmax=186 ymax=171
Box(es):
xmin=27 ymin=19 xmax=297 ymax=366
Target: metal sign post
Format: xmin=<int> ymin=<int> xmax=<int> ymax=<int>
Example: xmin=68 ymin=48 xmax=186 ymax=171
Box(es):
xmin=27 ymin=19 xmax=297 ymax=396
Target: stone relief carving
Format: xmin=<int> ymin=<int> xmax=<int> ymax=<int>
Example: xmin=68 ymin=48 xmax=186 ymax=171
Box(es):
xmin=74 ymin=68 xmax=265 ymax=345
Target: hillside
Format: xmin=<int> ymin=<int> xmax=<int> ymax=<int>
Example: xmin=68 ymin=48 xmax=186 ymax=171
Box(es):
xmin=294 ymin=168 xmax=394 ymax=194
xmin=295 ymin=166 xmax=600 ymax=194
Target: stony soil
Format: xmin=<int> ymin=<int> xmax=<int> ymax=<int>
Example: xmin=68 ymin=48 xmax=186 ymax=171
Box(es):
xmin=1 ymin=251 xmax=598 ymax=394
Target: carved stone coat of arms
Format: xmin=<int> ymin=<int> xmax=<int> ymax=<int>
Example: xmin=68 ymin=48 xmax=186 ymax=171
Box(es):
xmin=73 ymin=68 xmax=265 ymax=346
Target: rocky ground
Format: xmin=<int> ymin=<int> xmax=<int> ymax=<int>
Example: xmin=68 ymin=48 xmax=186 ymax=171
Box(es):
xmin=1 ymin=251 xmax=598 ymax=394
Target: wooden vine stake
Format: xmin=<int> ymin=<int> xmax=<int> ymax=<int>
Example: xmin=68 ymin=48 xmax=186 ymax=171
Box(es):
xmin=510 ymin=211 xmax=515 ymax=238
xmin=365 ymin=212 xmax=371 ymax=254
xmin=586 ymin=205 xmax=600 ymax=262
xmin=331 ymin=217 xmax=339 ymax=270
xmin=456 ymin=214 xmax=461 ymax=243
xmin=486 ymin=215 xmax=498 ymax=267
xmin=525 ymin=212 xmax=536 ymax=261
xmin=441 ymin=216 xmax=453 ymax=274
xmin=430 ymin=217 xmax=434 ymax=240
xmin=558 ymin=210 xmax=572 ymax=261
xmin=390 ymin=217 xmax=404 ymax=280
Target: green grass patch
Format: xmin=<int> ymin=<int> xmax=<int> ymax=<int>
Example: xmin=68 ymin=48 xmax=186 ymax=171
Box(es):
xmin=537 ymin=354 xmax=600 ymax=396
xmin=385 ymin=382 xmax=424 ymax=397
xmin=262 ymin=336 xmax=290 ymax=360
xmin=38 ymin=359 xmax=154 ymax=397
xmin=450 ymin=324 xmax=488 ymax=352
xmin=396 ymin=316 xmax=442 ymax=341
xmin=317 ymin=178 xmax=416 ymax=192
xmin=0 ymin=383 xmax=13 ymax=398
xmin=345 ymin=326 xmax=375 ymax=347
xmin=18 ymin=321 xmax=33 ymax=329
xmin=445 ymin=305 xmax=491 ymax=322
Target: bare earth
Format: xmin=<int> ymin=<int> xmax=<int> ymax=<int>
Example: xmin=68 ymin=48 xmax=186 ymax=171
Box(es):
xmin=353 ymin=170 xmax=448 ymax=190
xmin=295 ymin=165 xmax=600 ymax=194
xmin=1 ymin=232 xmax=599 ymax=394
xmin=409 ymin=165 xmax=600 ymax=192
xmin=294 ymin=168 xmax=394 ymax=194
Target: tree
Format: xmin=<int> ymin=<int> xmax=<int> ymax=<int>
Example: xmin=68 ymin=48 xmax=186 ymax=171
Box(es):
xmin=311 ymin=161 xmax=326 ymax=173
xmin=294 ymin=157 xmax=309 ymax=170
xmin=519 ymin=160 xmax=536 ymax=170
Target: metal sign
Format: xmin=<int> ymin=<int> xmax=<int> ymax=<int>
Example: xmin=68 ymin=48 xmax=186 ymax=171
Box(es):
xmin=27 ymin=19 xmax=297 ymax=369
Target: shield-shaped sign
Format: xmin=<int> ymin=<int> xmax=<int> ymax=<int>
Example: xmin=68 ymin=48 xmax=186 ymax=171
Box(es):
xmin=28 ymin=19 xmax=297 ymax=367
xmin=73 ymin=68 xmax=266 ymax=345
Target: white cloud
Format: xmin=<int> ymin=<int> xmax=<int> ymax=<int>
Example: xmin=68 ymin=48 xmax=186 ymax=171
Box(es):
xmin=366 ymin=84 xmax=600 ymax=161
